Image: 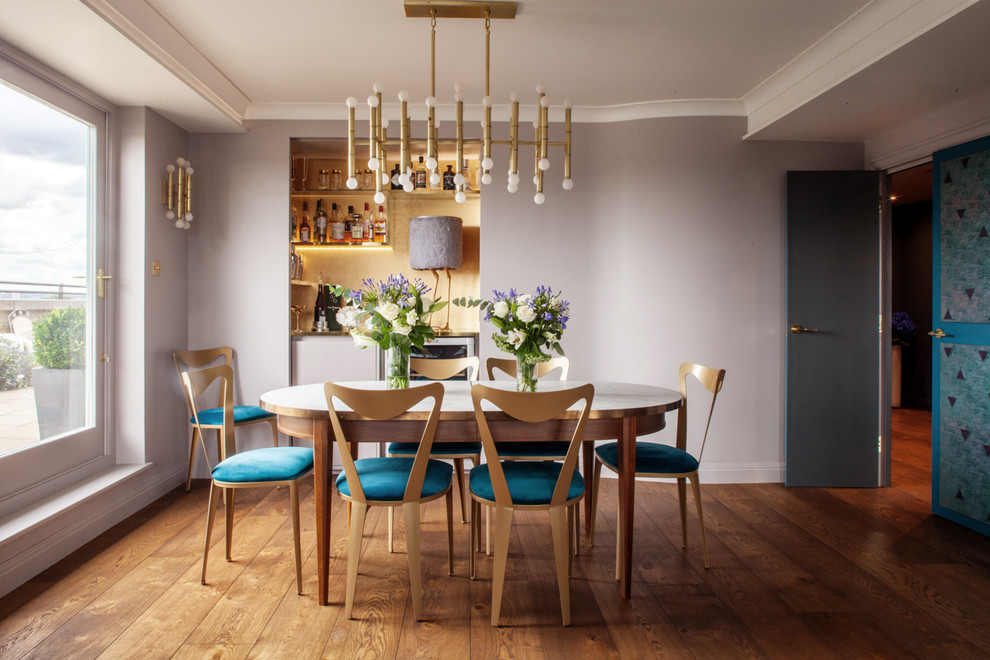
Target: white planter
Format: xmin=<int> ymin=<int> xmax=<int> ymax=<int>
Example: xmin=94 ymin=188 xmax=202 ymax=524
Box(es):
xmin=31 ymin=367 xmax=85 ymax=439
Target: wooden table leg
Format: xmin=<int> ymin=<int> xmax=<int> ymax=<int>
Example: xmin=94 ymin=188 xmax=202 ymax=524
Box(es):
xmin=582 ymin=440 xmax=594 ymax=535
xmin=618 ymin=416 xmax=636 ymax=599
xmin=312 ymin=418 xmax=331 ymax=606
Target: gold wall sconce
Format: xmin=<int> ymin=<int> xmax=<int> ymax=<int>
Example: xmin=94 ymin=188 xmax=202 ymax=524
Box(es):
xmin=163 ymin=157 xmax=193 ymax=229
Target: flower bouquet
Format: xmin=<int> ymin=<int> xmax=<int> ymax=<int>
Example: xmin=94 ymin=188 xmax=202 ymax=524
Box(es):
xmin=892 ymin=311 xmax=916 ymax=347
xmin=455 ymin=285 xmax=569 ymax=391
xmin=335 ymin=274 xmax=446 ymax=388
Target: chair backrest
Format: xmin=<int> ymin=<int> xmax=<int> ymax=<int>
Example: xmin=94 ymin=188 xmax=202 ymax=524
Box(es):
xmin=676 ymin=362 xmax=726 ymax=461
xmin=410 ymin=355 xmax=480 ymax=381
xmin=181 ymin=363 xmax=236 ymax=464
xmin=173 ymin=346 xmax=235 ymax=410
xmin=324 ymin=382 xmax=444 ymax=504
xmin=485 ymin=356 xmax=570 ymax=380
xmin=471 ymin=383 xmax=594 ymax=507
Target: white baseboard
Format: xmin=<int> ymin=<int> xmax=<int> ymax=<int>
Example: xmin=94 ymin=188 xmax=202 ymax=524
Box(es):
xmin=0 ymin=463 xmax=186 ymax=599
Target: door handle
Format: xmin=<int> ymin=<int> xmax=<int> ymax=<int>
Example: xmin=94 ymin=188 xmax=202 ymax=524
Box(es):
xmin=928 ymin=328 xmax=951 ymax=339
xmin=790 ymin=325 xmax=819 ymax=334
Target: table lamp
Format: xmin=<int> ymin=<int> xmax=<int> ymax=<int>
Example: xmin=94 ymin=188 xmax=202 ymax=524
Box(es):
xmin=409 ymin=215 xmax=463 ymax=333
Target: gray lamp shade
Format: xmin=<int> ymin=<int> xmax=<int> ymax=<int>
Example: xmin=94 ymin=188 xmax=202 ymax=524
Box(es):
xmin=408 ymin=215 xmax=463 ymax=270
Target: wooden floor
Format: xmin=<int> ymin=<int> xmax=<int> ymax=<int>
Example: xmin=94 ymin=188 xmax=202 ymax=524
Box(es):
xmin=3 ymin=408 xmax=990 ymax=659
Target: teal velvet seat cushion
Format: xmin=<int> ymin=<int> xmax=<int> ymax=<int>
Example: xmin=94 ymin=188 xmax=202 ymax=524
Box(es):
xmin=388 ymin=441 xmax=482 ymax=457
xmin=595 ymin=441 xmax=699 ymax=475
xmin=469 ymin=461 xmax=584 ymax=505
xmin=335 ymin=457 xmax=453 ymax=501
xmin=212 ymin=446 xmax=314 ymax=483
xmin=191 ymin=405 xmax=275 ymax=426
xmin=494 ymin=441 xmax=570 ymax=459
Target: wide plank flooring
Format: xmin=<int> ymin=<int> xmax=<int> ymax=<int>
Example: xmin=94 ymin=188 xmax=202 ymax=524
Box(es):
xmin=3 ymin=409 xmax=990 ymax=658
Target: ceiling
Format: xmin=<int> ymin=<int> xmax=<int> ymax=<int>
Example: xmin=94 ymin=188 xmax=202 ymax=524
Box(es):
xmin=1 ymin=0 xmax=989 ymax=143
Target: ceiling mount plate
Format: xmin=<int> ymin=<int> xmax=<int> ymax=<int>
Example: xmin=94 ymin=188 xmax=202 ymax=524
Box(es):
xmin=404 ymin=0 xmax=517 ymax=20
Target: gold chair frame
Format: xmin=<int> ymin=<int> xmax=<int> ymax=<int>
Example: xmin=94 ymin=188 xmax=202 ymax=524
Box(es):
xmin=187 ymin=364 xmax=311 ymax=594
xmin=388 ymin=356 xmax=481 ymax=526
xmin=174 ymin=346 xmax=278 ymax=491
xmin=485 ymin=355 xmax=570 ymax=381
xmin=325 ymin=381 xmax=453 ymax=621
xmin=469 ymin=382 xmax=594 ymax=626
xmin=590 ymin=362 xmax=725 ymax=573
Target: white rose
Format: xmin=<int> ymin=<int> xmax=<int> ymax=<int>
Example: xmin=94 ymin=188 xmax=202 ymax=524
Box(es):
xmin=517 ymin=305 xmax=537 ymax=323
xmin=507 ymin=328 xmax=527 ymax=347
xmin=351 ymin=332 xmax=377 ymax=348
xmin=406 ymin=310 xmax=419 ymax=325
xmin=492 ymin=300 xmax=509 ymax=318
xmin=544 ymin=331 xmax=557 ymax=342
xmin=515 ymin=294 xmax=531 ymax=305
xmin=376 ymin=302 xmax=400 ymax=321
xmin=394 ymin=323 xmax=412 ymax=336
xmin=421 ymin=296 xmax=434 ymax=311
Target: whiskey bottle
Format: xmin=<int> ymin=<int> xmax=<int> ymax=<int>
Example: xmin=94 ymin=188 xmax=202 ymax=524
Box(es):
xmin=443 ymin=164 xmax=455 ymax=190
xmin=349 ymin=206 xmax=364 ymax=242
xmin=415 ymin=156 xmax=427 ymax=189
xmin=374 ymin=205 xmax=388 ymax=243
xmin=390 ymin=163 xmax=401 ymax=189
xmin=314 ymin=199 xmax=328 ymax=243
xmin=298 ymin=201 xmax=311 ymax=243
xmin=329 ymin=202 xmax=345 ymax=243
xmin=362 ymin=203 xmax=372 ymax=242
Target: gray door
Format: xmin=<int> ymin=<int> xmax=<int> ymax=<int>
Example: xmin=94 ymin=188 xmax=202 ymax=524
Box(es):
xmin=785 ymin=171 xmax=890 ymax=487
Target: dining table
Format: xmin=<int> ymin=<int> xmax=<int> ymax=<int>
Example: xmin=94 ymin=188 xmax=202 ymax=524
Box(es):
xmin=259 ymin=379 xmax=683 ymax=604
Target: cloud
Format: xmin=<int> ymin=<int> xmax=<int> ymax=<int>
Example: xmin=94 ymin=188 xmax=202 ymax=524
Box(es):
xmin=0 ymin=83 xmax=89 ymax=165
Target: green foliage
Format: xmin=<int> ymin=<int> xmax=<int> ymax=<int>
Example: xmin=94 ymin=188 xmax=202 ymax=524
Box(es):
xmin=0 ymin=334 xmax=34 ymax=390
xmin=32 ymin=306 xmax=86 ymax=370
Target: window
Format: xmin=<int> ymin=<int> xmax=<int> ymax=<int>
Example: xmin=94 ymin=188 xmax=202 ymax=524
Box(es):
xmin=0 ymin=52 xmax=110 ymax=512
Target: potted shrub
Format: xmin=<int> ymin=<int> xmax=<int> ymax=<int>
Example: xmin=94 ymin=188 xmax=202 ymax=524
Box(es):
xmin=32 ymin=306 xmax=86 ymax=438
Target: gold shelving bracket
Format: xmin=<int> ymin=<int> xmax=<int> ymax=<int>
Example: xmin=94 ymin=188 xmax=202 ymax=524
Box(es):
xmin=404 ymin=0 xmax=517 ymax=20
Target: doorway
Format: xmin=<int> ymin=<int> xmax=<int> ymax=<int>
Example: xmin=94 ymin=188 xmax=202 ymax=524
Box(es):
xmin=890 ymin=163 xmax=933 ymax=491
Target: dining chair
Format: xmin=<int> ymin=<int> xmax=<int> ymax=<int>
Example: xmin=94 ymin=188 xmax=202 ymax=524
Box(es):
xmin=387 ymin=356 xmax=481 ymax=528
xmin=324 ymin=381 xmax=453 ymax=621
xmin=483 ymin=356 xmax=578 ymax=554
xmin=173 ymin=346 xmax=279 ymax=492
xmin=188 ymin=364 xmax=314 ymax=594
xmin=469 ymin=382 xmax=594 ymax=626
xmin=589 ymin=362 xmax=725 ymax=573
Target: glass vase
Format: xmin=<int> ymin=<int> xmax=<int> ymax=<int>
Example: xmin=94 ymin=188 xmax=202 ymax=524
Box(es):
xmin=385 ymin=347 xmax=410 ymax=389
xmin=516 ymin=354 xmax=537 ymax=392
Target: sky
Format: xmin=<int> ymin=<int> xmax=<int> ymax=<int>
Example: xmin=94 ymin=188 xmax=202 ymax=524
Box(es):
xmin=0 ymin=81 xmax=89 ymax=297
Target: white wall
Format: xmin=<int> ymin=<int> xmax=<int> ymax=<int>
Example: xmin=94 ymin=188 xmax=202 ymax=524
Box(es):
xmin=185 ymin=115 xmax=863 ymax=482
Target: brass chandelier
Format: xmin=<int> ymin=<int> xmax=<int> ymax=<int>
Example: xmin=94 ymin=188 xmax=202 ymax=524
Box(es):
xmin=345 ymin=0 xmax=573 ymax=205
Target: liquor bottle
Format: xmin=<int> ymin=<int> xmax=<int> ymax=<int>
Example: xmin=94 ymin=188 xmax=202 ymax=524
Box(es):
xmin=390 ymin=163 xmax=401 ymax=189
xmin=314 ymin=199 xmax=328 ymax=243
xmin=443 ymin=164 xmax=455 ymax=190
xmin=374 ymin=205 xmax=388 ymax=243
xmin=290 ymin=205 xmax=298 ymax=241
xmin=329 ymin=202 xmax=345 ymax=243
xmin=349 ymin=205 xmax=364 ymax=242
xmin=362 ymin=203 xmax=373 ymax=242
xmin=325 ymin=284 xmax=342 ymax=331
xmin=415 ymin=156 xmax=427 ymax=189
xmin=298 ymin=201 xmax=311 ymax=243
xmin=312 ymin=276 xmax=327 ymax=332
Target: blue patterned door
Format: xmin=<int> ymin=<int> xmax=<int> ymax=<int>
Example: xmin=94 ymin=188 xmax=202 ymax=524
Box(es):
xmin=932 ymin=134 xmax=990 ymax=536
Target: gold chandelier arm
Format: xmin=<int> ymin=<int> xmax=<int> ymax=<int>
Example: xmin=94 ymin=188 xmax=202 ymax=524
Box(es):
xmin=564 ymin=106 xmax=572 ymax=181
xmin=509 ymin=98 xmax=519 ymax=175
xmin=347 ymin=102 xmax=356 ymax=183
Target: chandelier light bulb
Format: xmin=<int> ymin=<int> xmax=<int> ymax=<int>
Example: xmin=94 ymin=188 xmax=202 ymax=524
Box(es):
xmin=482 ymin=156 xmax=494 ymax=170
xmin=373 ymin=82 xmax=384 ymax=93
xmin=185 ymin=166 xmax=194 ymax=175
xmin=426 ymin=156 xmax=437 ymax=171
xmin=398 ymin=90 xmax=409 ymax=102
xmin=538 ymin=158 xmax=550 ymax=171
xmin=536 ymin=83 xmax=546 ymax=94
xmin=403 ymin=181 xmax=414 ymax=192
xmin=183 ymin=221 xmax=191 ymax=229
xmin=346 ymin=97 xmax=357 ymax=108
xmin=398 ymin=172 xmax=410 ymax=186
xmin=481 ymin=172 xmax=492 ymax=185
xmin=166 ymin=210 xmax=175 ymax=220
xmin=453 ymin=172 xmax=465 ymax=186
xmin=563 ymin=98 xmax=573 ymax=109
xmin=368 ymin=157 xmax=380 ymax=170
xmin=392 ymin=172 xmax=401 ymax=186
xmin=507 ymin=182 xmax=519 ymax=193
xmin=533 ymin=175 xmax=539 ymax=185
xmin=367 ymin=95 xmax=379 ymax=108
xmin=455 ymin=191 xmax=466 ymax=204
xmin=176 ymin=157 xmax=186 ymax=166
xmin=510 ymin=91 xmax=519 ymax=102
xmin=374 ymin=191 xmax=385 ymax=204
xmin=430 ymin=172 xmax=441 ymax=186
xmin=382 ymin=118 xmax=390 ymax=129
xmin=166 ymin=164 xmax=175 ymax=173
xmin=346 ymin=176 xmax=358 ymax=189
xmin=540 ymin=95 xmax=549 ymax=108
xmin=426 ymin=96 xmax=437 ymax=107
xmin=562 ymin=178 xmax=574 ymax=190
xmin=185 ymin=212 xmax=193 ymax=221
xmin=174 ymin=219 xmax=184 ymax=228
xmin=382 ymin=171 xmax=390 ymax=185
xmin=534 ymin=192 xmax=546 ymax=204
xmin=483 ymin=95 xmax=492 ymax=107
xmin=507 ymin=172 xmax=520 ymax=185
